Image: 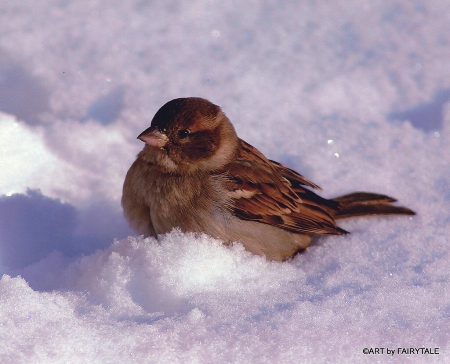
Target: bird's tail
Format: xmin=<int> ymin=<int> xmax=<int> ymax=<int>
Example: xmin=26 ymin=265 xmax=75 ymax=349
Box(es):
xmin=331 ymin=192 xmax=416 ymax=219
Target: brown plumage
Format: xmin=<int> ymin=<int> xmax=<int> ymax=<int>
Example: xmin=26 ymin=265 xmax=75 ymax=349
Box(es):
xmin=122 ymin=97 xmax=415 ymax=261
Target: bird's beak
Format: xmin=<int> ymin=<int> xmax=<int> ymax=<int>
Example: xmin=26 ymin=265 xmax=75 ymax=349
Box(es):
xmin=137 ymin=127 xmax=169 ymax=148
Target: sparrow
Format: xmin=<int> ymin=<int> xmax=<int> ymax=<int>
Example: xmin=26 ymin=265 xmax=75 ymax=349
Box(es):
xmin=122 ymin=97 xmax=415 ymax=261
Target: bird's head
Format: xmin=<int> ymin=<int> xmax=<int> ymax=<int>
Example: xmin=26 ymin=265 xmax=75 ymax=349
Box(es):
xmin=138 ymin=97 xmax=239 ymax=173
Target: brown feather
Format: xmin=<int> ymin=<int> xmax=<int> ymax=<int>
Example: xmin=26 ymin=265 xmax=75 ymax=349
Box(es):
xmin=269 ymin=158 xmax=322 ymax=190
xmin=224 ymin=140 xmax=414 ymax=236
xmin=224 ymin=139 xmax=343 ymax=235
xmin=332 ymin=192 xmax=416 ymax=218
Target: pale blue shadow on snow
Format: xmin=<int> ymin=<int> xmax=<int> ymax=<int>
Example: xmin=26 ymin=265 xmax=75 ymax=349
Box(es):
xmin=0 ymin=190 xmax=133 ymax=272
xmin=388 ymin=88 xmax=450 ymax=132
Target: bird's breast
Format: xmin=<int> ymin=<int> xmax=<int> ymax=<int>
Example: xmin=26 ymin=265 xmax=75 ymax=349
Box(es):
xmin=144 ymin=168 xmax=225 ymax=235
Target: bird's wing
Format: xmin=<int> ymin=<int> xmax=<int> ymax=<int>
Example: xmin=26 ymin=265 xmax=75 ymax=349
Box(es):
xmin=223 ymin=140 xmax=347 ymax=235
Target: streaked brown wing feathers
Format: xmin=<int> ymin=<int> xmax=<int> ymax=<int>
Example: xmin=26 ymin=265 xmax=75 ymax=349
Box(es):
xmin=268 ymin=158 xmax=322 ymax=190
xmin=224 ymin=140 xmax=344 ymax=235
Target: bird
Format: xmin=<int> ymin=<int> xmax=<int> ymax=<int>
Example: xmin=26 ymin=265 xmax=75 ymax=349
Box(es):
xmin=122 ymin=97 xmax=415 ymax=261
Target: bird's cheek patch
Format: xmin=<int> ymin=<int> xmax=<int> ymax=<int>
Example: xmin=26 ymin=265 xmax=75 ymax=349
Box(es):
xmin=184 ymin=130 xmax=220 ymax=161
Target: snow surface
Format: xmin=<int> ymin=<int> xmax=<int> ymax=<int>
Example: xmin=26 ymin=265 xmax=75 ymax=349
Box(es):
xmin=1 ymin=1 xmax=450 ymax=363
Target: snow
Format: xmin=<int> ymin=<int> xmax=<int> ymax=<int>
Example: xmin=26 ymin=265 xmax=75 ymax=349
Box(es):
xmin=1 ymin=1 xmax=450 ymax=362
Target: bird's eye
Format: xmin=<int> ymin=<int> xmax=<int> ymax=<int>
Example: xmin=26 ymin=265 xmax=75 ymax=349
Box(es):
xmin=178 ymin=129 xmax=190 ymax=139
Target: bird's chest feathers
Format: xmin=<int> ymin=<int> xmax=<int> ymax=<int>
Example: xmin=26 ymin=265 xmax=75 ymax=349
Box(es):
xmin=143 ymin=167 xmax=216 ymax=221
